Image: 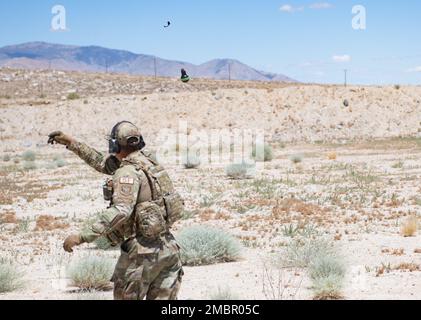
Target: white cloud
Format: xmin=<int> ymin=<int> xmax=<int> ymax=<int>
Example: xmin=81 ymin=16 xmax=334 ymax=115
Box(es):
xmin=280 ymin=2 xmax=332 ymax=13
xmin=309 ymin=2 xmax=333 ymax=10
xmin=332 ymin=55 xmax=351 ymax=63
xmin=280 ymin=4 xmax=293 ymax=12
xmin=279 ymin=4 xmax=304 ymax=13
xmin=407 ymin=66 xmax=421 ymax=73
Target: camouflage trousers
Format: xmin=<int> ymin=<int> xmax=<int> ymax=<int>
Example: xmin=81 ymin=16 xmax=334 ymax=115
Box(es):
xmin=111 ymin=235 xmax=183 ymax=300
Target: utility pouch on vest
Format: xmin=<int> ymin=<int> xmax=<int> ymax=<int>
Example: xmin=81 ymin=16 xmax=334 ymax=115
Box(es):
xmin=163 ymin=192 xmax=184 ymax=227
xmin=103 ymin=178 xmax=113 ymax=201
xmin=135 ymin=201 xmax=167 ymax=240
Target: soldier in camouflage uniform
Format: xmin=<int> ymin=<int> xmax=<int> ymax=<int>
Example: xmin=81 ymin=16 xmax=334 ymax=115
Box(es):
xmin=48 ymin=122 xmax=184 ymax=300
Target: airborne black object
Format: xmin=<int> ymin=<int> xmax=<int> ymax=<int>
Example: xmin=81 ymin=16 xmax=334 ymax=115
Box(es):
xmin=164 ymin=21 xmax=171 ymax=28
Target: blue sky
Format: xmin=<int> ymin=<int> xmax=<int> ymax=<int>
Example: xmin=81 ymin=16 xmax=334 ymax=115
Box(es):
xmin=0 ymin=0 xmax=420 ymax=84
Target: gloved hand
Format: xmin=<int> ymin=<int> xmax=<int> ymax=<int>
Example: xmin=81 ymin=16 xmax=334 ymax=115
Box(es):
xmin=63 ymin=234 xmax=84 ymax=253
xmin=48 ymin=131 xmax=74 ymax=146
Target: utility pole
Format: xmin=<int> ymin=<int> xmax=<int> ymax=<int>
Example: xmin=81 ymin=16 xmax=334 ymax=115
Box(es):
xmin=154 ymin=57 xmax=157 ymax=79
xmin=344 ymin=69 xmax=348 ymax=87
xmin=105 ymin=59 xmax=108 ymax=73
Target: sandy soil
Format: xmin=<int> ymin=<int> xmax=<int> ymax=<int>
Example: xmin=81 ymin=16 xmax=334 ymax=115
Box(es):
xmin=0 ymin=69 xmax=420 ymax=300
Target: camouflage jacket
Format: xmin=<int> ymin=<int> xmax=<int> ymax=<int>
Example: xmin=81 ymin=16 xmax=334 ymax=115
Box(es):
xmin=67 ymin=141 xmax=160 ymax=244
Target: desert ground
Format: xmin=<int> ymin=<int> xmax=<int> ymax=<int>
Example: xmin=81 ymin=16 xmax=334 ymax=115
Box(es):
xmin=0 ymin=68 xmax=420 ymax=300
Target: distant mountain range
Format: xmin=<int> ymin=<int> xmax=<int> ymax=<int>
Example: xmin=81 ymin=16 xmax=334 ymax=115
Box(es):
xmin=0 ymin=42 xmax=296 ymax=82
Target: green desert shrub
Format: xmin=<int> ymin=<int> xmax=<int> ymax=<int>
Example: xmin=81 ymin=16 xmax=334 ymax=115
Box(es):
xmin=309 ymin=254 xmax=345 ymax=300
xmin=67 ymin=255 xmax=114 ymax=291
xmin=280 ymin=237 xmax=334 ymax=269
xmin=67 ymin=92 xmax=80 ymax=100
xmin=54 ymin=158 xmax=67 ymax=168
xmin=252 ymin=143 xmax=273 ymax=162
xmin=182 ymin=152 xmax=201 ymax=169
xmin=225 ymin=162 xmax=254 ymax=180
xmin=23 ymin=161 xmax=37 ymax=171
xmin=309 ymin=254 xmax=345 ymax=281
xmin=290 ymin=154 xmax=303 ymax=164
xmin=22 ymin=150 xmax=36 ymax=162
xmin=0 ymin=257 xmax=24 ymax=293
xmin=209 ymin=287 xmax=239 ymax=300
xmin=177 ymin=226 xmax=241 ymax=266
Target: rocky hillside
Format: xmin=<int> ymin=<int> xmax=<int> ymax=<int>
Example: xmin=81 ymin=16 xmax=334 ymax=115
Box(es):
xmin=0 ymin=42 xmax=296 ymax=82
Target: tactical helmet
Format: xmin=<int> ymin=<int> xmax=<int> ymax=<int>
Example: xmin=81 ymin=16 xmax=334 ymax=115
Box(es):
xmin=108 ymin=121 xmax=145 ymax=154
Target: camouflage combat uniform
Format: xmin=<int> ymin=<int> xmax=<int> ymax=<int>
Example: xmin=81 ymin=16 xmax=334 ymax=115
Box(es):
xmin=67 ymin=141 xmax=183 ymax=300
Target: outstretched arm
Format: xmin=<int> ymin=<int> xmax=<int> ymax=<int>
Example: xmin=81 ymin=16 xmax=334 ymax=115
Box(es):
xmin=48 ymin=131 xmax=119 ymax=175
xmin=67 ymin=140 xmax=119 ymax=175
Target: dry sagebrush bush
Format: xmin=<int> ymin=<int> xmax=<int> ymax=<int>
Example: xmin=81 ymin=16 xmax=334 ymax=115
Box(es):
xmin=67 ymin=255 xmax=114 ymax=291
xmin=279 ymin=233 xmax=346 ymax=300
xmin=309 ymin=254 xmax=345 ymax=300
xmin=209 ymin=287 xmax=240 ymax=300
xmin=0 ymin=257 xmax=24 ymax=293
xmin=22 ymin=150 xmax=36 ymax=162
xmin=225 ymin=163 xmax=254 ymax=180
xmin=177 ymin=225 xmax=241 ymax=266
xmin=327 ymin=152 xmax=337 ymax=160
xmin=401 ymin=216 xmax=418 ymax=237
xmin=182 ymin=153 xmax=201 ymax=169
xmin=280 ymin=237 xmax=335 ymax=268
xmin=252 ymin=143 xmax=273 ymax=162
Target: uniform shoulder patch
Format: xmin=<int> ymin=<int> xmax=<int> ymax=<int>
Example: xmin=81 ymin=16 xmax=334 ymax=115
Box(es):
xmin=120 ymin=177 xmax=135 ymax=185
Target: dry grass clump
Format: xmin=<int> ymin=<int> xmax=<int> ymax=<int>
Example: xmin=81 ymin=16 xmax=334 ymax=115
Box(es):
xmin=375 ymin=262 xmax=420 ymax=276
xmin=0 ymin=211 xmax=18 ymax=224
xmin=381 ymin=248 xmax=405 ymax=256
xmin=271 ymin=199 xmax=330 ymax=225
xmin=327 ymin=152 xmax=337 ymax=160
xmin=35 ymin=215 xmax=69 ymax=231
xmin=400 ymin=216 xmax=418 ymax=237
xmin=394 ymin=263 xmax=420 ymax=272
